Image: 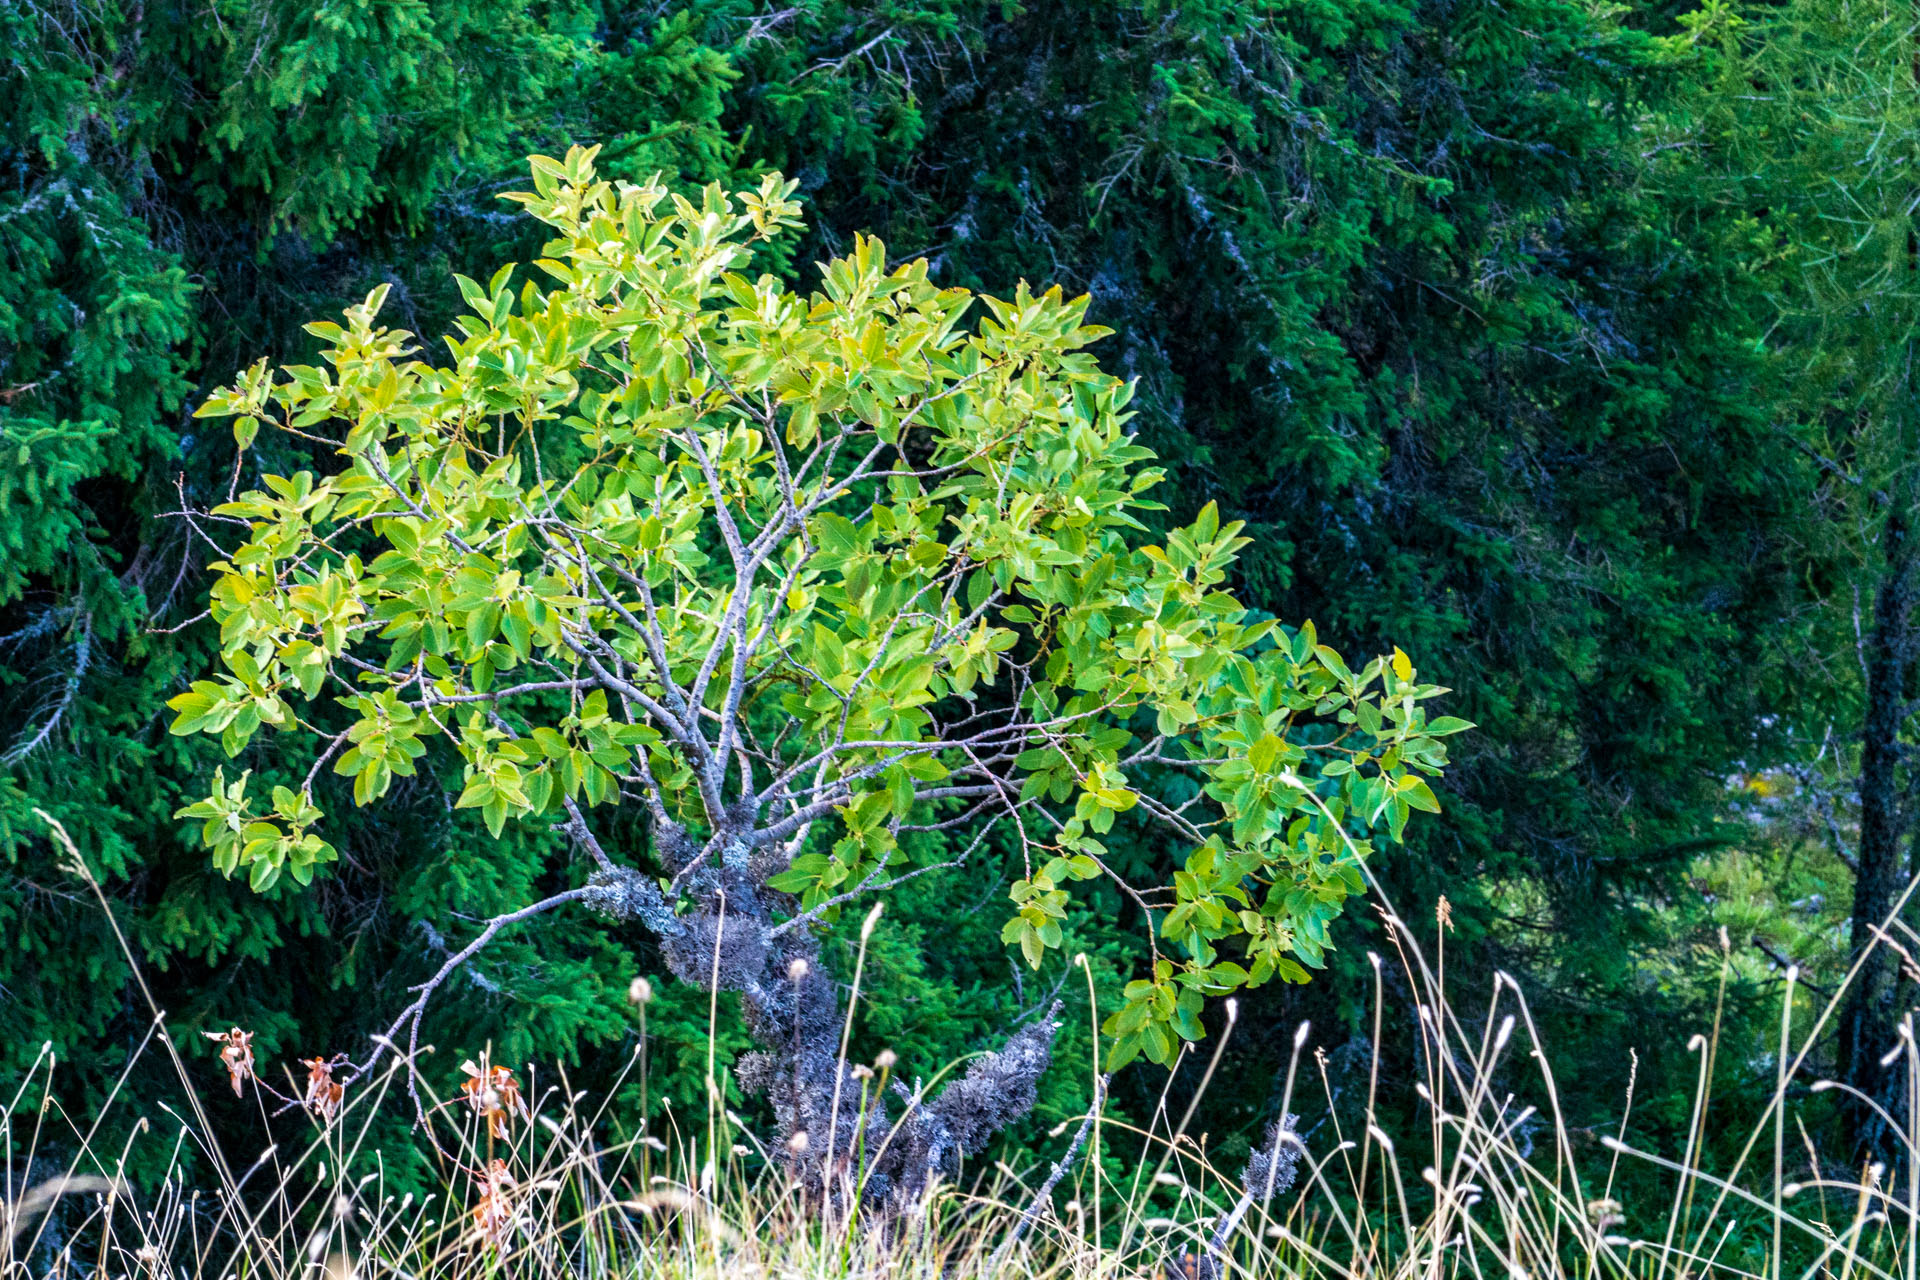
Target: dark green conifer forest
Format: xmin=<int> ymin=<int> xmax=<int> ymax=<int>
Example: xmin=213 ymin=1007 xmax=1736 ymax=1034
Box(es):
xmin=4 ymin=0 xmax=1915 ymax=1203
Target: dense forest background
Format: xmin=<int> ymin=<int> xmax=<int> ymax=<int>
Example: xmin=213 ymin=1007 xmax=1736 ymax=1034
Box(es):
xmin=5 ymin=0 xmax=1916 ymax=1192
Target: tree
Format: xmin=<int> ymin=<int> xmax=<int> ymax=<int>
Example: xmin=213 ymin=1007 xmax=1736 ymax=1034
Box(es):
xmin=172 ymin=147 xmax=1462 ymax=1207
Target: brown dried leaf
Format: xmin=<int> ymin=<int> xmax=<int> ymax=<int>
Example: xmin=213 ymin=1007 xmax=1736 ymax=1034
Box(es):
xmin=202 ymin=1028 xmax=255 ymax=1098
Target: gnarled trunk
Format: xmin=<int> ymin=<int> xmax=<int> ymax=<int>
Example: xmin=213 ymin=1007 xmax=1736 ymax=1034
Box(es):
xmin=589 ymin=820 xmax=1060 ymax=1216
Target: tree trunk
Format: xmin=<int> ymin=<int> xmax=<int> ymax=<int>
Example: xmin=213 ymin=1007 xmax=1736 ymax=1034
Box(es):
xmin=1840 ymin=496 xmax=1917 ymax=1159
xmin=588 ymin=819 xmax=1060 ymax=1218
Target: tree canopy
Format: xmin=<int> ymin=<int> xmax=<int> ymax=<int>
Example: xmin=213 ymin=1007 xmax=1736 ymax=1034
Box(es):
xmin=175 ymin=149 xmax=1460 ymax=1097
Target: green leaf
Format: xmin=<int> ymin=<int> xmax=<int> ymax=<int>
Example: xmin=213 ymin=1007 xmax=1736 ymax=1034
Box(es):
xmin=1019 ymin=925 xmax=1045 ymax=969
xmin=767 ymin=868 xmax=817 ymax=893
xmin=1398 ymin=777 xmax=1442 ymax=813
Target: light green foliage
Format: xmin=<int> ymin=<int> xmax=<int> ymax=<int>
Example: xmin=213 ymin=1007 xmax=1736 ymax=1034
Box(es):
xmin=176 ymin=148 xmax=1460 ymax=1069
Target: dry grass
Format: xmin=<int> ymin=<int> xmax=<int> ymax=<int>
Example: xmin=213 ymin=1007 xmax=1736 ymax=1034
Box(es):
xmin=6 ymin=827 xmax=1918 ymax=1280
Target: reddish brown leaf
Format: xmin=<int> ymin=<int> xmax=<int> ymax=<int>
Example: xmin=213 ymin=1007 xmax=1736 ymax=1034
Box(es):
xmin=202 ymin=1027 xmax=255 ymax=1098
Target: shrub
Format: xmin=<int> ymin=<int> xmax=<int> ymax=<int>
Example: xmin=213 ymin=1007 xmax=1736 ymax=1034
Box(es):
xmin=172 ymin=147 xmax=1461 ymax=1208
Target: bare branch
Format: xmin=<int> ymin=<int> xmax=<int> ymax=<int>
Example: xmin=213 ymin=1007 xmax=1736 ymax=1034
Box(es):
xmin=347 ymin=886 xmax=594 ymax=1094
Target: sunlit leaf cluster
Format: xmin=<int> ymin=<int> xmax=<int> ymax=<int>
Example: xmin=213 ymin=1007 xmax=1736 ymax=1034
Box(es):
xmin=177 ymin=147 xmax=1462 ymax=1069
